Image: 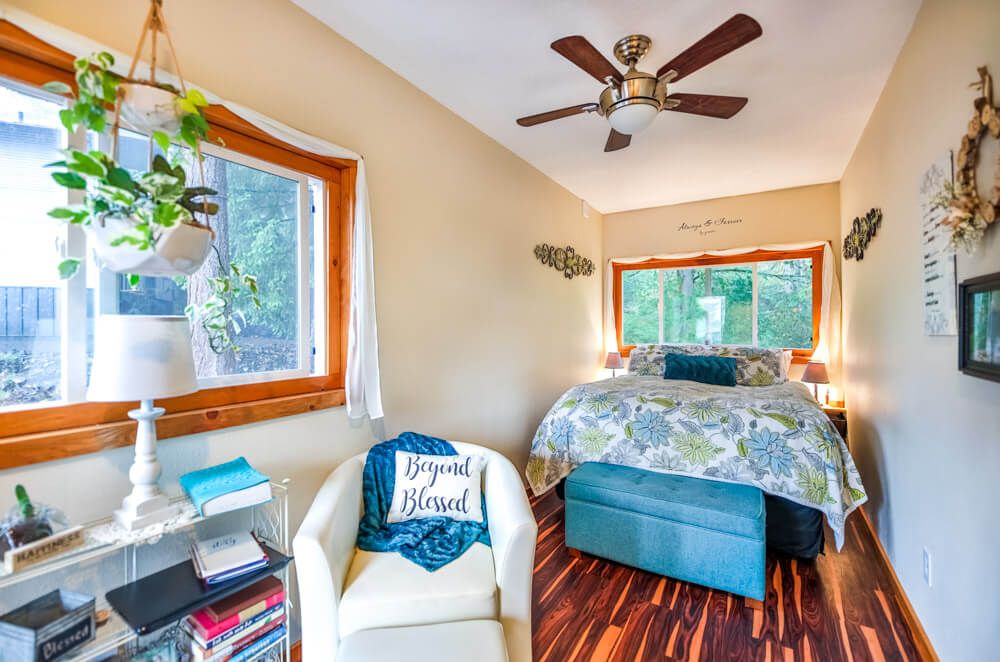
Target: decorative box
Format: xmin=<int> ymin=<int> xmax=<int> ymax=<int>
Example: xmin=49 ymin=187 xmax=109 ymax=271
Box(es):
xmin=0 ymin=589 xmax=96 ymax=662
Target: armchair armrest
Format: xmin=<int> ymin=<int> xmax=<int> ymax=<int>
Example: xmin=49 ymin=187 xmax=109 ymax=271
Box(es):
xmin=293 ymin=455 xmax=365 ymax=661
xmin=484 ymin=452 xmax=538 ymax=662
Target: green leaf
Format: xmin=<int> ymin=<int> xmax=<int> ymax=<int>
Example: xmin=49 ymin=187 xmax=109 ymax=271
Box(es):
xmin=152 ymin=154 xmax=173 ymax=174
xmin=106 ymin=167 xmax=136 ymax=192
xmin=559 ymin=399 xmax=577 ymax=409
xmin=176 ymin=97 xmax=199 ymax=115
xmin=100 ymin=73 xmax=118 ymax=103
xmin=252 ymin=296 xmax=261 ymax=308
xmin=546 ymin=439 xmax=556 ymax=452
xmin=128 ymin=274 xmax=140 ymax=287
xmin=57 ymin=258 xmax=80 ymax=280
xmin=737 ymin=439 xmax=749 ymax=457
xmin=152 ymin=131 xmax=171 ymax=154
xmin=650 ymin=397 xmax=676 ymax=408
xmin=625 ymin=423 xmax=634 ymax=438
xmin=58 ymin=108 xmax=77 ymax=132
xmin=764 ymin=413 xmax=798 ymax=429
xmin=47 ymin=207 xmax=79 ymax=219
xmin=42 ymin=81 xmax=73 ymax=94
xmin=152 ymin=202 xmax=187 ymax=227
xmin=51 ymin=172 xmax=86 ymax=189
xmin=748 ymin=408 xmax=763 ymax=418
xmin=230 ymin=263 xmax=240 ymax=277
xmin=65 ymin=149 xmax=106 ymax=177
xmin=179 ymin=126 xmax=198 ymax=150
xmin=186 ymin=89 xmax=208 ymax=107
xmin=848 ymin=488 xmax=865 ymax=502
xmin=74 ymin=56 xmax=89 ymax=71
xmin=95 ymin=51 xmax=114 ymax=69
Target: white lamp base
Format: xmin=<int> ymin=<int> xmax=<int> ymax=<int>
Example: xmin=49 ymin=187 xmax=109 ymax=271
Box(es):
xmin=114 ymin=400 xmax=178 ymax=531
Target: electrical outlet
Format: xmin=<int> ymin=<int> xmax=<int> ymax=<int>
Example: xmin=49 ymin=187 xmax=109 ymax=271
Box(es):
xmin=922 ymin=547 xmax=932 ymax=587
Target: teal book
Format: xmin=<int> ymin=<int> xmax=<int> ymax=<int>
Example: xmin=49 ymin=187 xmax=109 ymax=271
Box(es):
xmin=180 ymin=457 xmax=271 ymax=517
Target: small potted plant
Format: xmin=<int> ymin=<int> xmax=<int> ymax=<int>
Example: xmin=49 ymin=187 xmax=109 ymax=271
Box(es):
xmin=43 ymin=50 xmax=259 ymax=353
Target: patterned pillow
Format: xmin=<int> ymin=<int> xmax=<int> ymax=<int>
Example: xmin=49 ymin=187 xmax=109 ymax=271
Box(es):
xmin=664 ymin=353 xmax=737 ymax=386
xmin=627 ymin=343 xmax=787 ymax=386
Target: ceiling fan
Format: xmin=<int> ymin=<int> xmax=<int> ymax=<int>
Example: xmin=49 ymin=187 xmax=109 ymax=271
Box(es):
xmin=516 ymin=14 xmax=762 ymax=152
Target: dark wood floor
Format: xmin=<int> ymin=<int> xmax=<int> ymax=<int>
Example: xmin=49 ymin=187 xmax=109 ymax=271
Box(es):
xmin=530 ymin=489 xmax=924 ymax=662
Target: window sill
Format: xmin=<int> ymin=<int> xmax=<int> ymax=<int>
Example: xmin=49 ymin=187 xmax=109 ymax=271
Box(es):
xmin=0 ymin=388 xmax=345 ymax=471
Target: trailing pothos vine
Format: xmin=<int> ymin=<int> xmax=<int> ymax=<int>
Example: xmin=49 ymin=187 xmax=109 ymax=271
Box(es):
xmin=43 ymin=48 xmax=260 ymax=354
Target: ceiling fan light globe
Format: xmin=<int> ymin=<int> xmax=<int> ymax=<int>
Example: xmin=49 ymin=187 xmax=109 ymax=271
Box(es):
xmin=607 ymin=102 xmax=659 ymax=135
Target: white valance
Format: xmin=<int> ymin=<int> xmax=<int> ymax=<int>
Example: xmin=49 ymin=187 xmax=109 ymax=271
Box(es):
xmin=0 ymin=4 xmax=384 ymax=422
xmin=603 ymin=241 xmax=842 ymax=376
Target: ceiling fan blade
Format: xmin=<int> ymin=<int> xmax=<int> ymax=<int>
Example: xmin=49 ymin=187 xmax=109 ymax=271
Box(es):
xmin=551 ymin=36 xmax=624 ymax=84
xmin=664 ymin=93 xmax=748 ymax=119
xmin=604 ymin=129 xmax=631 ymax=152
xmin=516 ymin=103 xmax=598 ymax=127
xmin=656 ymin=14 xmax=762 ymax=82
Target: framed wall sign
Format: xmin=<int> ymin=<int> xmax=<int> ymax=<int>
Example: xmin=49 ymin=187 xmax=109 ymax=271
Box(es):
xmin=958 ymin=271 xmax=1000 ymax=383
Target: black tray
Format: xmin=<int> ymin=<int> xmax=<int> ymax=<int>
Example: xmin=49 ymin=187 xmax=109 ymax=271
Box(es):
xmin=105 ymin=544 xmax=291 ymax=634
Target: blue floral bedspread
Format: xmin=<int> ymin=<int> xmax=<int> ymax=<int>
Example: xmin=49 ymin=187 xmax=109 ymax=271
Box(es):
xmin=526 ymin=376 xmax=867 ymax=549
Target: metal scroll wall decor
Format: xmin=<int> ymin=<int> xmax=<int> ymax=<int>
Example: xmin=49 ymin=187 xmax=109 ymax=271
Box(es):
xmin=534 ymin=243 xmax=595 ymax=279
xmin=843 ymin=208 xmax=883 ymax=261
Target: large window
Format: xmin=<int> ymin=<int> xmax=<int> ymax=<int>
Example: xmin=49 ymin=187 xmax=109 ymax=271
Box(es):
xmin=614 ymin=248 xmax=822 ymax=360
xmin=0 ymin=20 xmax=353 ymax=470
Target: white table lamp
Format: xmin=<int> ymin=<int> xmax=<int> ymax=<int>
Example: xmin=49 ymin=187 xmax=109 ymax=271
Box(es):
xmin=88 ymin=315 xmax=198 ymax=530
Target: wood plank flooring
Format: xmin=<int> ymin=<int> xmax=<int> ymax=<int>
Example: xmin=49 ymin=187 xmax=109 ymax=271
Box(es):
xmin=530 ymin=489 xmax=925 ymax=662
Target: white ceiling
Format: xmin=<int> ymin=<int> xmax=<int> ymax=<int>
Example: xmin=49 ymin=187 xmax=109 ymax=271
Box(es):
xmin=292 ymin=0 xmax=920 ymax=214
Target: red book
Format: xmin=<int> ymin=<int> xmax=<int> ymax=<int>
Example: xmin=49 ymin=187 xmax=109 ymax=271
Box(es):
xmin=205 ymin=576 xmax=283 ymax=623
xmin=188 ymin=591 xmax=284 ymax=641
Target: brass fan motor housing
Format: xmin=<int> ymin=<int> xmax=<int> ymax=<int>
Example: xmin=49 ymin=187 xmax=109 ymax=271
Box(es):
xmin=598 ymin=66 xmax=667 ymax=117
xmin=613 ymin=34 xmax=652 ymax=66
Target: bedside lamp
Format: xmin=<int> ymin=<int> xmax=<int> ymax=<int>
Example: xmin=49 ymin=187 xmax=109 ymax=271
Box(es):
xmin=605 ymin=351 xmax=624 ymax=378
xmin=801 ymin=360 xmax=830 ymax=402
xmin=88 ymin=315 xmax=198 ymax=530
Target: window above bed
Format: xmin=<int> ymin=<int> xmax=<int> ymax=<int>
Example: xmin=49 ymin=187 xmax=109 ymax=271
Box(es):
xmin=613 ymin=247 xmax=823 ymax=362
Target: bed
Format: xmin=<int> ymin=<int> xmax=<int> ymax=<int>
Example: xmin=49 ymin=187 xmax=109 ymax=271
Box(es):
xmin=525 ymin=344 xmax=867 ymax=558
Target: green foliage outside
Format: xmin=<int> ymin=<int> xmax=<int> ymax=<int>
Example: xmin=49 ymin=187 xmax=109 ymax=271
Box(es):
xmin=622 ymin=259 xmax=813 ymax=349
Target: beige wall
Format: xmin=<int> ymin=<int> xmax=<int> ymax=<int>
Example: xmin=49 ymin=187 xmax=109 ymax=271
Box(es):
xmin=604 ymin=182 xmax=841 ymax=263
xmin=839 ymin=0 xmax=1000 ymax=659
xmin=604 ymin=183 xmax=842 ymax=382
xmin=0 ymin=0 xmax=603 ymax=631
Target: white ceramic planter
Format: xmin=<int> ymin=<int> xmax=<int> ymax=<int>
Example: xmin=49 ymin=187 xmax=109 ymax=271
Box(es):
xmin=120 ymin=83 xmax=181 ymax=134
xmin=88 ymin=215 xmax=212 ymax=276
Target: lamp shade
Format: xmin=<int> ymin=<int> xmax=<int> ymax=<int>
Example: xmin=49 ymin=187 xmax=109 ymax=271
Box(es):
xmin=87 ymin=315 xmax=198 ymax=402
xmin=604 ymin=351 xmax=625 ymax=370
xmin=800 ymin=361 xmax=830 ymax=385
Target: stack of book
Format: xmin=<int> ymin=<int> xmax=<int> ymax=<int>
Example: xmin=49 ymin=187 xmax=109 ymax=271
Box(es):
xmin=183 ymin=575 xmax=286 ymax=662
xmin=190 ymin=531 xmax=268 ymax=585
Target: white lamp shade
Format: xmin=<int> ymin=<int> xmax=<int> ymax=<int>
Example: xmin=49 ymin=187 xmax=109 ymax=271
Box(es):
xmin=607 ymin=102 xmax=659 ymax=135
xmin=87 ymin=315 xmax=198 ymax=402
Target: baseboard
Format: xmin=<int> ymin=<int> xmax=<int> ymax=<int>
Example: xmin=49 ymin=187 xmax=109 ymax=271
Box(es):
xmin=859 ymin=507 xmax=940 ymax=662
xmin=290 ymin=641 xmax=301 ymax=662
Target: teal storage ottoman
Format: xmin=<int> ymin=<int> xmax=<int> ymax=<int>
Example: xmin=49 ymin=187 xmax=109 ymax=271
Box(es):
xmin=564 ymin=462 xmax=766 ymax=600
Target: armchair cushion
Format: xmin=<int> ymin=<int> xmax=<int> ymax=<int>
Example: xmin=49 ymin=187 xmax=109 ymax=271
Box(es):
xmin=337 ymin=620 xmax=508 ymax=662
xmin=339 ymin=542 xmax=498 ymax=638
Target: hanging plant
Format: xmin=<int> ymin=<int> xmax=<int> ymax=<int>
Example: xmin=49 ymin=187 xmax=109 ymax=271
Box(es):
xmin=41 ymin=0 xmax=260 ymax=354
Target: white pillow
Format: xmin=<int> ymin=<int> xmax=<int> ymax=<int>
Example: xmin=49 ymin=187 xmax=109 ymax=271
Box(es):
xmin=387 ymin=451 xmax=485 ymax=524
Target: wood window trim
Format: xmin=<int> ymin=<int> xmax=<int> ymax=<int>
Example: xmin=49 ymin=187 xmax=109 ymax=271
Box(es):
xmin=612 ymin=247 xmax=824 ymax=361
xmin=0 ymin=20 xmax=355 ymax=470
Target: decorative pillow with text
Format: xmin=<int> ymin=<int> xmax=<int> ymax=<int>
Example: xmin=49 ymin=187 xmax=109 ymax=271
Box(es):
xmin=387 ymin=452 xmax=485 ymax=524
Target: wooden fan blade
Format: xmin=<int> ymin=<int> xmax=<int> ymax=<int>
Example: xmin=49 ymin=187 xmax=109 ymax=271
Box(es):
xmin=656 ymin=14 xmax=762 ymax=81
xmin=663 ymin=93 xmax=748 ymax=119
xmin=516 ymin=103 xmax=598 ymax=127
xmin=604 ymin=129 xmax=631 ymax=152
xmin=552 ymin=36 xmax=624 ymax=84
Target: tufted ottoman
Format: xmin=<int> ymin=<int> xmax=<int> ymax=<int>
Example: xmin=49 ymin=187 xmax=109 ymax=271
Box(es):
xmin=564 ymin=462 xmax=766 ymax=600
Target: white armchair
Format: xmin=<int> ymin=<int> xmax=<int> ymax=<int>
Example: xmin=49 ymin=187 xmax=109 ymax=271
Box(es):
xmin=294 ymin=442 xmax=537 ymax=662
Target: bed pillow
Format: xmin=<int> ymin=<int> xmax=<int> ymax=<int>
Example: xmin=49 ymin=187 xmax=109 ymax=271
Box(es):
xmin=664 ymin=353 xmax=737 ymax=386
xmin=387 ymin=451 xmax=485 ymax=524
xmin=628 ymin=343 xmax=787 ymax=386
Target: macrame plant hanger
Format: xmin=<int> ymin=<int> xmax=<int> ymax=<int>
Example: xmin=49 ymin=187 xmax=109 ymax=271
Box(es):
xmin=111 ymin=0 xmax=212 ymax=231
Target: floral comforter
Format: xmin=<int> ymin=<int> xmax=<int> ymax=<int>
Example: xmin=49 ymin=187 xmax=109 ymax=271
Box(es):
xmin=526 ymin=376 xmax=867 ymax=549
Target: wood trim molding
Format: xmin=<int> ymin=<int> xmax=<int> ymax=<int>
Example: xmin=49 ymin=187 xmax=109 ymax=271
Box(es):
xmin=612 ymin=246 xmax=824 ymax=359
xmin=290 ymin=641 xmax=301 ymax=662
xmin=858 ymin=507 xmax=940 ymax=662
xmin=0 ymin=390 xmax=345 ymax=471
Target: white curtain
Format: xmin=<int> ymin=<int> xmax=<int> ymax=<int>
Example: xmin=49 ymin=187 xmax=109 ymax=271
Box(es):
xmin=1 ymin=5 xmax=384 ymax=422
xmin=604 ymin=241 xmax=842 ymax=376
